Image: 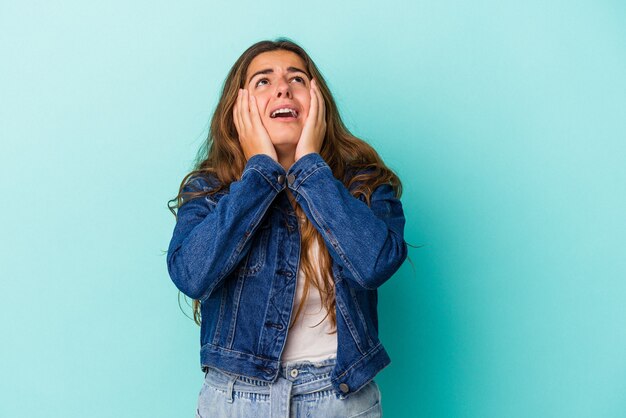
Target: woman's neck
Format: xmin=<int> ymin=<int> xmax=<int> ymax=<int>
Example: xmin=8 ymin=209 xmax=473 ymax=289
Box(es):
xmin=274 ymin=144 xmax=296 ymax=171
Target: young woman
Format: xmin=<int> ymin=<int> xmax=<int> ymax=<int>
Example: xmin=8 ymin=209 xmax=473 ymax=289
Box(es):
xmin=167 ymin=38 xmax=408 ymax=417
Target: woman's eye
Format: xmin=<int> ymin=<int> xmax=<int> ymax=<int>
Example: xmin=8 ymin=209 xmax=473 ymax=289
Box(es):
xmin=254 ymin=76 xmax=305 ymax=87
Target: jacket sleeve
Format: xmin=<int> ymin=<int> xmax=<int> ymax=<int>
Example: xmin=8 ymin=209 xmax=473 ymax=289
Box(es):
xmin=286 ymin=152 xmax=408 ymax=290
xmin=166 ymin=154 xmax=286 ymax=301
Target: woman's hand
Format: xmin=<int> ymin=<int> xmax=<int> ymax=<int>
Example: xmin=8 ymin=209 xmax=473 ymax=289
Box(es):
xmin=233 ymin=88 xmax=278 ymax=162
xmin=294 ymin=78 xmax=326 ymax=161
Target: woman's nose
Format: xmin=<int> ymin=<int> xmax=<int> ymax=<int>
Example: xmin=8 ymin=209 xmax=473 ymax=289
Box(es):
xmin=275 ymin=79 xmax=292 ymax=98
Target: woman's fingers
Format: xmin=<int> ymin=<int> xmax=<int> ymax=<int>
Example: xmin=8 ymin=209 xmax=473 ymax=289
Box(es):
xmin=314 ymin=79 xmax=326 ymax=128
xmin=249 ymin=93 xmax=278 ymax=160
xmin=234 ymin=89 xmax=251 ymax=157
xmin=294 ymin=78 xmax=326 ymax=161
xmin=297 ymin=78 xmax=316 ymax=144
xmin=233 ymin=88 xmax=277 ymax=161
xmin=309 ymin=79 xmax=318 ymax=124
xmin=307 ymin=78 xmax=325 ymax=138
xmin=248 ymin=93 xmax=263 ymax=130
xmin=239 ymin=90 xmax=249 ymax=128
xmin=233 ymin=89 xmax=242 ymax=133
xmin=246 ymin=90 xmax=264 ymax=141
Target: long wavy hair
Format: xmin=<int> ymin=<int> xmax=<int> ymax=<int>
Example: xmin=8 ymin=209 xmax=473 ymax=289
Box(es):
xmin=168 ymin=37 xmax=410 ymax=332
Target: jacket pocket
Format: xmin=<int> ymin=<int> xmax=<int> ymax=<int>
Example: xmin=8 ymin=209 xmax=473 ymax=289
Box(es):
xmin=336 ymin=276 xmax=375 ymax=355
xmin=348 ymin=285 xmax=375 ymax=348
xmin=238 ymin=220 xmax=270 ymax=276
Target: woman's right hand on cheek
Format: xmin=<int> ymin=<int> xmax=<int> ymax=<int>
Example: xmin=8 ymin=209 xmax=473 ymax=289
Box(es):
xmin=233 ymin=88 xmax=278 ymax=162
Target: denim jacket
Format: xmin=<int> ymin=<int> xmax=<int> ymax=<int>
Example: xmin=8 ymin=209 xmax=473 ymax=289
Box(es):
xmin=166 ymin=152 xmax=408 ymax=399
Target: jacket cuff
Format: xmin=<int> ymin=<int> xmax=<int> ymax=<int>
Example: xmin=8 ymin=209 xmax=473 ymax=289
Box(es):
xmin=285 ymin=152 xmax=329 ymax=190
xmin=243 ymin=153 xmax=288 ymax=192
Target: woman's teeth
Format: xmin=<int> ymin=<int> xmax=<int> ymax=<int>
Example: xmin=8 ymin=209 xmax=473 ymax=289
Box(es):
xmin=271 ymin=108 xmax=298 ymax=118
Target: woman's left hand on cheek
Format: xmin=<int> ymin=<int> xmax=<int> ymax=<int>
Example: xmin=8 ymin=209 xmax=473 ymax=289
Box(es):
xmin=295 ymin=78 xmax=326 ymax=161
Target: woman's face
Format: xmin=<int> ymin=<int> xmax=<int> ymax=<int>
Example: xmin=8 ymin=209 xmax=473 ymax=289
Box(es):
xmin=244 ymin=50 xmax=311 ymax=148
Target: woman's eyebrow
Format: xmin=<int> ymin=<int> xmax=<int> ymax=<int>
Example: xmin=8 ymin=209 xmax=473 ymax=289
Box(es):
xmin=247 ymin=67 xmax=309 ymax=84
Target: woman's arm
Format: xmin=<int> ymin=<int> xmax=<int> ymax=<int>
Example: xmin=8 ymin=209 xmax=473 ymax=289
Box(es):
xmin=287 ymin=152 xmax=408 ymax=290
xmin=166 ymin=154 xmax=285 ymax=301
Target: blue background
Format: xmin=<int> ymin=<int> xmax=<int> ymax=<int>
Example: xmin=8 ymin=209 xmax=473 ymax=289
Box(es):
xmin=1 ymin=1 xmax=625 ymax=417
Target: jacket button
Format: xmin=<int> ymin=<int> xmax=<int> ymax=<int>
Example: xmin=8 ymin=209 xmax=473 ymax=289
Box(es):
xmin=339 ymin=383 xmax=350 ymax=393
xmin=277 ymin=174 xmax=285 ymax=185
xmin=287 ymin=174 xmax=296 ymax=186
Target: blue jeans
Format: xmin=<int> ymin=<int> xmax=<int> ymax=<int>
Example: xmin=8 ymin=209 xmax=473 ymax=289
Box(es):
xmin=196 ymin=358 xmax=382 ymax=417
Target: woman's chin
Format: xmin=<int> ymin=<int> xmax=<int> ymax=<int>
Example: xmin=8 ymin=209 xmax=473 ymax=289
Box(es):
xmin=269 ymin=134 xmax=301 ymax=148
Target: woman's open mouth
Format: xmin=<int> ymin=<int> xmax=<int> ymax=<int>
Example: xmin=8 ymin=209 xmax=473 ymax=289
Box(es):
xmin=270 ymin=107 xmax=299 ymax=122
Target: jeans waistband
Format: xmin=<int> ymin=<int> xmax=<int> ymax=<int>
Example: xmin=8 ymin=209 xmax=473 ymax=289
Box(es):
xmin=204 ymin=357 xmax=337 ymax=396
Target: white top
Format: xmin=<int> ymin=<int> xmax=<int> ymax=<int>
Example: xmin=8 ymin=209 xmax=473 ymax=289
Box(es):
xmin=280 ymin=233 xmax=338 ymax=363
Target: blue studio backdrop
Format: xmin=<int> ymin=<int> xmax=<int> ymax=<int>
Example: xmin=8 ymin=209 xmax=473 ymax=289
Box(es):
xmin=1 ymin=1 xmax=625 ymax=417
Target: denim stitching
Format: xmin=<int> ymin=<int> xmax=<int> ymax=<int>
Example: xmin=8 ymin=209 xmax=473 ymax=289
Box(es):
xmin=297 ymin=187 xmax=370 ymax=290
xmin=349 ymin=286 xmax=375 ymax=347
xmin=226 ymin=270 xmax=246 ymax=349
xmin=336 ymin=290 xmax=366 ymax=355
xmin=212 ymin=286 xmax=227 ymax=345
xmin=199 ymin=190 xmax=276 ymax=302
